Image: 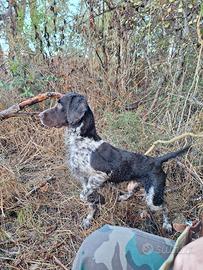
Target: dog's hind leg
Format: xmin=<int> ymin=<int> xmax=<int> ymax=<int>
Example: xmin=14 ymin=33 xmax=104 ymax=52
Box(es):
xmin=145 ymin=185 xmax=172 ymax=233
xmin=118 ymin=181 xmax=139 ymax=202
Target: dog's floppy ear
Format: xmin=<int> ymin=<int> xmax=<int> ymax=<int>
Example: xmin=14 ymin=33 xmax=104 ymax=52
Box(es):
xmin=67 ymin=95 xmax=88 ymax=125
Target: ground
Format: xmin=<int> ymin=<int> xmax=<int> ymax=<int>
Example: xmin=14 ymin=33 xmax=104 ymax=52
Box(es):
xmin=0 ymin=94 xmax=202 ymax=270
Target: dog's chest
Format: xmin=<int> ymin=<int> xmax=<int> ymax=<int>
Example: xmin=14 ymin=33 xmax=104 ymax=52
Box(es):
xmin=66 ymin=131 xmax=104 ymax=179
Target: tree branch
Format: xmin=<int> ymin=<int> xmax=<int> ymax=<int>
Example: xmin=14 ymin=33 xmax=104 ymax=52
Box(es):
xmin=0 ymin=92 xmax=63 ymax=121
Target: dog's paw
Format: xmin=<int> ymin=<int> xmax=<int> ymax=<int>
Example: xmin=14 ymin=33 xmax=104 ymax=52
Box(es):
xmin=162 ymin=222 xmax=173 ymax=234
xmin=82 ymin=218 xmax=92 ymax=229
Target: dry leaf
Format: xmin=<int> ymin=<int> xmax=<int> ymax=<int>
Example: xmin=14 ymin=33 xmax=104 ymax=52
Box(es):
xmin=40 ymin=183 xmax=49 ymax=193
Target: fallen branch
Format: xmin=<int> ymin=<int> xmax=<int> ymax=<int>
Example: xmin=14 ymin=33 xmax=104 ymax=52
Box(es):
xmin=145 ymin=132 xmax=203 ymax=155
xmin=0 ymin=92 xmax=63 ymax=121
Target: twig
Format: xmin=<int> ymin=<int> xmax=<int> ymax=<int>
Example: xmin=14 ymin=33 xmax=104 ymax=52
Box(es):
xmin=145 ymin=132 xmax=203 ymax=155
xmin=1 ymin=230 xmax=16 ymax=244
xmin=169 ymin=94 xmax=203 ymax=107
xmin=1 ymin=191 xmax=5 ymax=217
xmin=4 ymin=177 xmax=56 ymax=212
xmin=0 ymin=92 xmax=63 ymax=121
xmin=13 ymin=111 xmax=41 ymax=116
xmin=165 ymin=183 xmax=188 ymax=194
xmin=0 ymin=248 xmax=20 ymax=256
xmin=53 ymin=256 xmax=69 ymax=270
xmin=197 ymin=14 xmax=203 ymax=46
xmin=177 ymin=161 xmax=203 ymax=185
xmin=25 ymin=177 xmax=56 ymax=198
xmin=0 ymin=256 xmax=15 ymax=261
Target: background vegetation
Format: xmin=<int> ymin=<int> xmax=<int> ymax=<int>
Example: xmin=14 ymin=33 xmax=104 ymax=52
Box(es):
xmin=0 ymin=0 xmax=203 ymax=269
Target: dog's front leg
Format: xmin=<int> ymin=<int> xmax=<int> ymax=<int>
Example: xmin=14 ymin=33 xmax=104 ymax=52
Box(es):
xmin=80 ymin=184 xmax=89 ymax=202
xmin=82 ymin=203 xmax=98 ymax=229
xmin=79 ymin=177 xmax=89 ymax=202
xmin=80 ymin=183 xmax=98 ymax=229
xmin=80 ymin=185 xmax=93 ymax=202
xmin=81 ymin=176 xmax=106 ymax=228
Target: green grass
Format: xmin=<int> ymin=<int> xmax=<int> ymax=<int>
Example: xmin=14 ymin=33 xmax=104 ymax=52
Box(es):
xmin=103 ymin=111 xmax=161 ymax=152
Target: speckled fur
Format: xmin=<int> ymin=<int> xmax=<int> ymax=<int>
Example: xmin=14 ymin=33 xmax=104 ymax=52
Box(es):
xmin=65 ymin=125 xmax=109 ymax=200
xmin=64 ymin=124 xmax=110 ymax=228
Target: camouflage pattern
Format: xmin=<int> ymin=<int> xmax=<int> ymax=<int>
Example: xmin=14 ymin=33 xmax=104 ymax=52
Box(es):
xmin=160 ymin=224 xmax=201 ymax=270
xmin=72 ymin=225 xmax=175 ymax=270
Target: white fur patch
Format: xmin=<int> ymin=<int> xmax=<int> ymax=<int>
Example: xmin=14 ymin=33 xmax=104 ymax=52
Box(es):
xmin=162 ymin=208 xmax=172 ymax=232
xmin=145 ymin=186 xmax=162 ymax=211
xmin=163 ymin=220 xmax=172 ymax=232
xmin=65 ymin=124 xmax=108 ymax=187
xmin=146 ymin=187 xmax=172 ymax=232
xmin=57 ymin=103 xmax=63 ymax=110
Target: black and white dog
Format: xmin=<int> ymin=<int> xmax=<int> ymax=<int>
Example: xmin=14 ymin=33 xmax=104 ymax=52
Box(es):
xmin=39 ymin=92 xmax=189 ymax=231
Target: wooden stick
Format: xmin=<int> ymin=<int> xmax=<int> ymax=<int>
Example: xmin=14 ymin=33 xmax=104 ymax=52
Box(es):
xmin=145 ymin=132 xmax=203 ymax=155
xmin=0 ymin=92 xmax=63 ymax=121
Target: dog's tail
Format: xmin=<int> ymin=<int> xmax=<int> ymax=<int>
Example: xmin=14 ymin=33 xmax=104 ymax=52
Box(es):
xmin=155 ymin=146 xmax=190 ymax=166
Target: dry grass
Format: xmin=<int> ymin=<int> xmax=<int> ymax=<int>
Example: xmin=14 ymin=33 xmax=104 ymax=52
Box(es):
xmin=0 ymin=58 xmax=203 ymax=269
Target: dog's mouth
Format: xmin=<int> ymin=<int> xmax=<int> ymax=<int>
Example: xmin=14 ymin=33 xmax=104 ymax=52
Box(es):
xmin=39 ymin=113 xmax=63 ymax=128
xmin=39 ymin=120 xmax=63 ymax=129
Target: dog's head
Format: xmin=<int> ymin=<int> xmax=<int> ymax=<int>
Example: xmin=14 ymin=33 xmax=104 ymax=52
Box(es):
xmin=39 ymin=92 xmax=89 ymax=128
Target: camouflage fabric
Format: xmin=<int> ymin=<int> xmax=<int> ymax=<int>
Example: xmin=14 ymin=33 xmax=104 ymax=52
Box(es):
xmin=72 ymin=225 xmax=175 ymax=270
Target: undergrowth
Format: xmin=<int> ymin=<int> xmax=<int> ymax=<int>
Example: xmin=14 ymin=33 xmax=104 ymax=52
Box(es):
xmin=0 ymin=46 xmax=202 ymax=269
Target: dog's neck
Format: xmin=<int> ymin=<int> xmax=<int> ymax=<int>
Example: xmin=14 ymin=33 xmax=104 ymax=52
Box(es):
xmin=67 ymin=108 xmax=101 ymax=142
